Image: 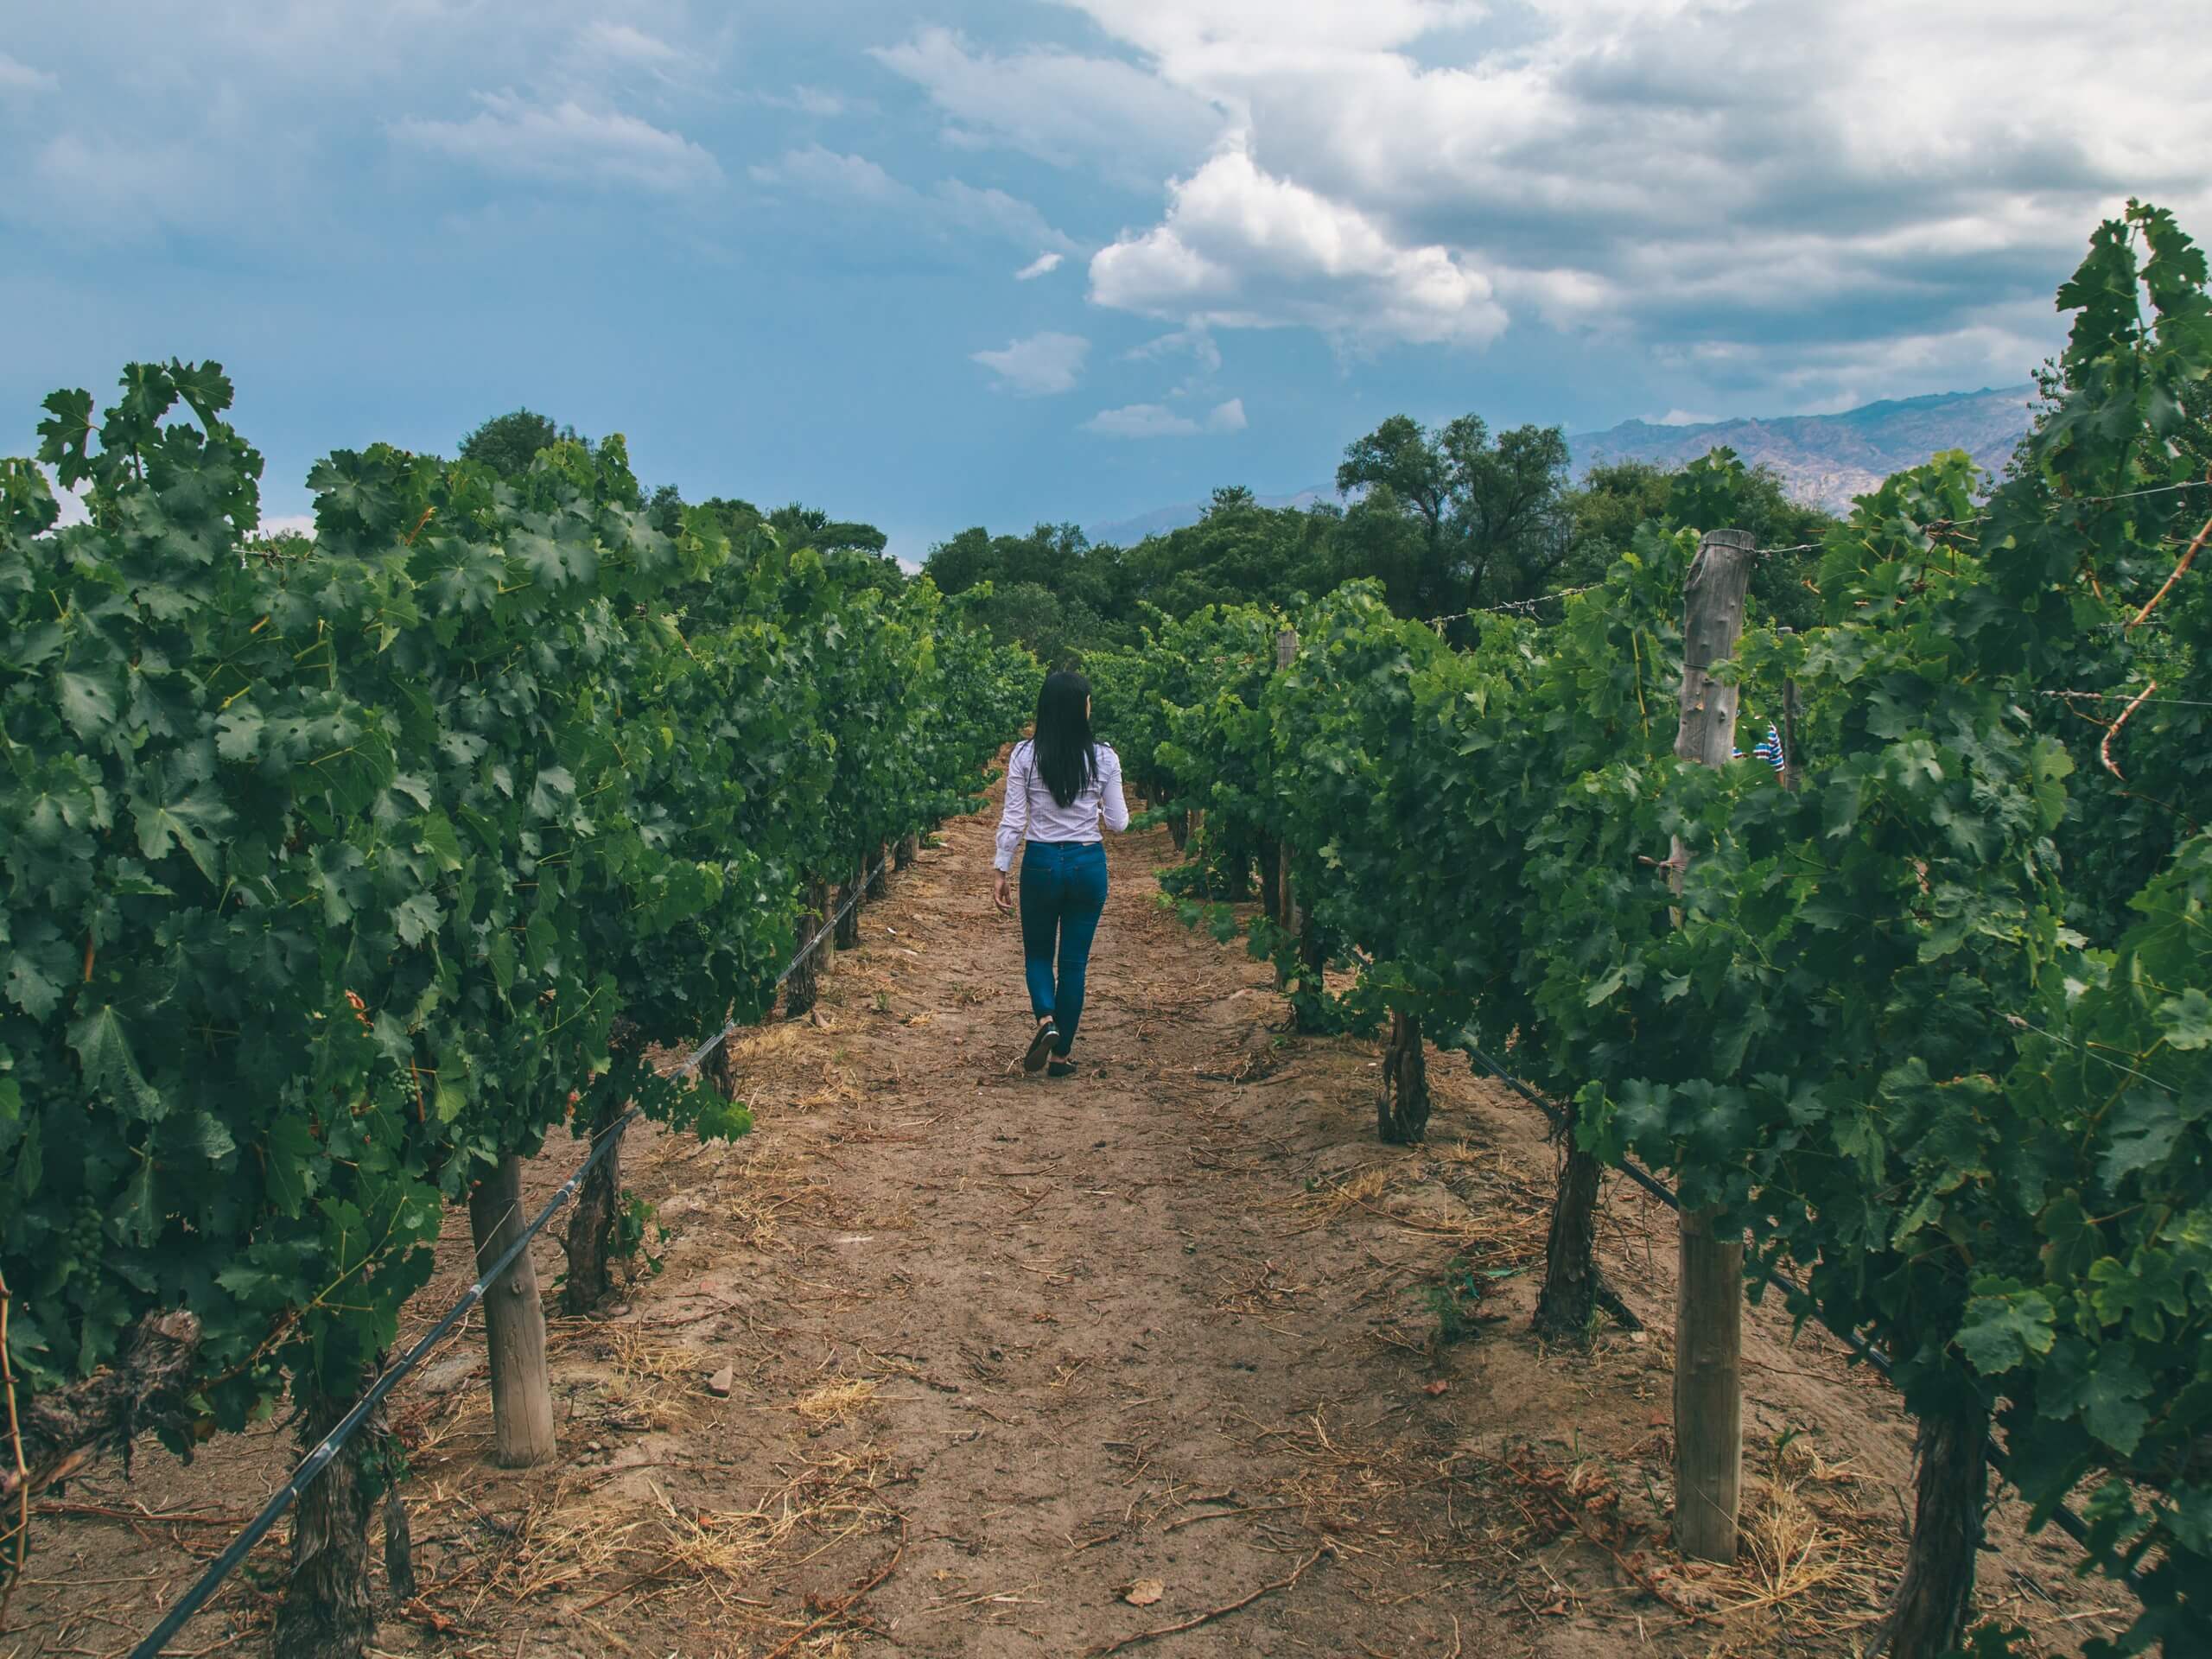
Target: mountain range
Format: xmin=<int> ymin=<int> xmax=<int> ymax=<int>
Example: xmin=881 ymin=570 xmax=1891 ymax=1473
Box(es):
xmin=1081 ymin=385 xmax=2040 ymax=543
xmin=1563 ymin=384 xmax=2039 ymax=513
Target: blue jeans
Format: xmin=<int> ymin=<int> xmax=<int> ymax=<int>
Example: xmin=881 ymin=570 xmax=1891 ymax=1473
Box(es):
xmin=1019 ymin=841 xmax=1109 ymax=1055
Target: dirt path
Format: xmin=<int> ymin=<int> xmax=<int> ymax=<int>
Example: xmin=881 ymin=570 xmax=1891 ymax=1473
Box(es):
xmin=10 ymin=780 xmax=2128 ymax=1659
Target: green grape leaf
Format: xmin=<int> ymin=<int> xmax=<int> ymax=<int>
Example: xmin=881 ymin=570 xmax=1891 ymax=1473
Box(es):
xmin=68 ymin=1004 xmax=164 ymax=1120
xmin=56 ymin=669 xmax=119 ymax=738
xmin=1956 ymin=1284 xmax=2056 ymax=1376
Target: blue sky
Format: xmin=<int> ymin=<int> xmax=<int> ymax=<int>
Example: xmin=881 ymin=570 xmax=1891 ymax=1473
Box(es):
xmin=4 ymin=2 xmax=2207 ymax=561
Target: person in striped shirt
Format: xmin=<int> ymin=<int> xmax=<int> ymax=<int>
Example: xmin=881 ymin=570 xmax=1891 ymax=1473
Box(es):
xmin=1732 ymin=719 xmax=1787 ymax=775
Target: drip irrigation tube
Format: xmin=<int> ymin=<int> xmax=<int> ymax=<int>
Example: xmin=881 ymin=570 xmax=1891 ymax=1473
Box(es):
xmin=127 ymin=844 xmax=906 ymax=1656
xmin=1452 ymin=1041 xmax=2127 ymax=1578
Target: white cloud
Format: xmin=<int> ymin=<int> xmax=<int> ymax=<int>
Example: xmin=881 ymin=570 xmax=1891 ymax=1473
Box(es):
xmin=1060 ymin=0 xmax=1484 ymax=60
xmin=750 ymin=145 xmax=1074 ymax=254
xmin=1656 ymin=410 xmax=1719 ymax=427
xmin=974 ymin=332 xmax=1090 ymax=396
xmin=0 ymin=52 xmax=58 ymax=93
xmin=46 ymin=472 xmax=89 ymax=529
xmin=396 ymin=92 xmax=721 ymax=193
xmin=1014 ymin=251 xmax=1064 ymax=280
xmin=1045 ymin=0 xmax=2212 ymax=406
xmin=1084 ymin=397 xmax=1247 ymax=438
xmin=750 ymin=144 xmax=899 ymax=200
xmin=937 ymin=180 xmax=1077 ymax=253
xmin=870 ymin=27 xmax=1223 ymax=186
xmin=574 ymin=21 xmax=685 ymax=70
xmin=28 ymin=130 xmax=213 ymax=238
xmin=1128 ymin=326 xmax=1222 ymax=375
xmin=1090 ymin=149 xmax=1506 ymax=348
xmin=753 ymin=85 xmax=860 ymax=117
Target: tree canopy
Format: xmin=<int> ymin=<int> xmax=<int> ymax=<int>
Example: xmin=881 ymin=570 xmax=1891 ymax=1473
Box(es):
xmin=922 ymin=412 xmax=1851 ymax=664
xmin=457 ymin=407 xmax=577 ymax=478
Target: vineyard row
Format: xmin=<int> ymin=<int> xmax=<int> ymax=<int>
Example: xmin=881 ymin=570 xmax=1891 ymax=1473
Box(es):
xmin=0 ymin=365 xmax=1032 ymax=1654
xmin=1093 ymin=202 xmax=2212 ymax=1659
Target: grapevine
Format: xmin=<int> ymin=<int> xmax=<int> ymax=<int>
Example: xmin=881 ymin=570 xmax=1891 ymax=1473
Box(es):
xmin=1144 ymin=204 xmax=2212 ymax=1655
xmin=0 ymin=366 xmax=1029 ymax=1641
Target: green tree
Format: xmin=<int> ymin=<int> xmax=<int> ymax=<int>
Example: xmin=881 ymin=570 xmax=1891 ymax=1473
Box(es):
xmin=1555 ymin=460 xmax=1673 ymax=588
xmin=769 ymin=503 xmax=889 ymax=557
xmin=1120 ymin=494 xmax=1340 ymax=621
xmin=1334 ymin=413 xmax=1573 ymax=617
xmin=456 ymin=407 xmax=576 ymax=478
xmin=1661 ymin=448 xmax=1835 ymax=632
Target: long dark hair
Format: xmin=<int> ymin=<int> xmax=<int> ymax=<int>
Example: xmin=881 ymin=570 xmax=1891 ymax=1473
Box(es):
xmin=1031 ymin=670 xmax=1097 ymax=809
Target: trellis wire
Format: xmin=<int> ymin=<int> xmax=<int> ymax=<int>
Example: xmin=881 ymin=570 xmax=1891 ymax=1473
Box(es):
xmin=1452 ymin=1040 xmax=2130 ymax=1580
xmin=126 ymin=842 xmax=906 ymax=1658
xmin=125 ymin=1108 xmax=635 ymax=1659
xmin=1754 ymin=474 xmax=2212 ymax=557
xmin=2038 ymin=688 xmax=2212 ymax=713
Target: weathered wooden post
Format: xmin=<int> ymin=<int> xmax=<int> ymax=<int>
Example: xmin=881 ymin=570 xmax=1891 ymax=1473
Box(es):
xmin=868 ymin=842 xmax=891 ymax=899
xmin=467 ymin=1156 xmax=556 ymax=1467
xmin=1671 ymin=528 xmax=1755 ymax=1561
xmin=894 ymin=832 xmax=919 ymax=872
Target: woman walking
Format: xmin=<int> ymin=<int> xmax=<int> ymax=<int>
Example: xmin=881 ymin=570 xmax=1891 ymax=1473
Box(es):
xmin=994 ymin=670 xmax=1131 ymax=1076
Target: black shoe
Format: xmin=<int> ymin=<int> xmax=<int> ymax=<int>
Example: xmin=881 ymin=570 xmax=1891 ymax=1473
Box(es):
xmin=1023 ymin=1020 xmax=1058 ymax=1072
xmin=1046 ymin=1058 xmax=1077 ymax=1078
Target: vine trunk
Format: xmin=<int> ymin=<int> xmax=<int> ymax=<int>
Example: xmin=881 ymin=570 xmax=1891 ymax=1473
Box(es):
xmin=561 ymin=1101 xmax=627 ymax=1317
xmin=785 ymin=880 xmax=830 ymax=1017
xmin=1376 ymin=1010 xmax=1430 ymax=1143
xmin=1534 ymin=1126 xmax=1604 ymax=1342
xmin=269 ymin=1379 xmax=377 ymax=1659
xmin=834 ymin=867 xmax=863 ymax=950
xmin=1876 ymin=1398 xmax=1988 ymax=1658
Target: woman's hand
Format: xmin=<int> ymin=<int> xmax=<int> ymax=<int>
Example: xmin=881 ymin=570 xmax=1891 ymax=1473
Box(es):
xmin=994 ymin=871 xmax=1012 ymax=914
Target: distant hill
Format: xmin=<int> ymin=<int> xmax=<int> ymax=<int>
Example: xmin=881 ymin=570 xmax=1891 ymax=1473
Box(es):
xmin=1566 ymin=385 xmax=2040 ymax=514
xmin=1080 ymin=386 xmax=2042 ymax=543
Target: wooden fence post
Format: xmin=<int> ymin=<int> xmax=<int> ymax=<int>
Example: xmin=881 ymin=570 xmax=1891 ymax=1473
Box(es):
xmin=467 ymin=1155 xmax=556 ymax=1468
xmin=1671 ymin=527 xmax=1755 ymax=1562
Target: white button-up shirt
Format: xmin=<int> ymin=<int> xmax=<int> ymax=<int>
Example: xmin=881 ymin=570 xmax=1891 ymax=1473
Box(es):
xmin=994 ymin=739 xmax=1132 ymax=871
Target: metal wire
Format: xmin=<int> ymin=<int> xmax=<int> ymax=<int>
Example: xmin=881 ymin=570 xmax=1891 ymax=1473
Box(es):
xmin=1450 ymin=1040 xmax=2126 ymax=1579
xmin=126 ymin=841 xmax=910 ymax=1656
xmin=2038 ymin=688 xmax=2212 ymax=713
xmin=675 ymin=850 xmax=894 ymax=1077
xmin=1753 ymin=474 xmax=2212 ymax=557
xmin=127 ymin=1108 xmax=636 ymax=1659
xmin=1426 ymin=584 xmax=1604 ymax=632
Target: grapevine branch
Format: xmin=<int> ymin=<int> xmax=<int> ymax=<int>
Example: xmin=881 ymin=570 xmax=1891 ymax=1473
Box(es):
xmin=1084 ymin=1545 xmax=1332 ymax=1656
xmin=2099 ymin=680 xmax=2159 ymax=781
xmin=2126 ymin=485 xmax=2212 ymax=630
